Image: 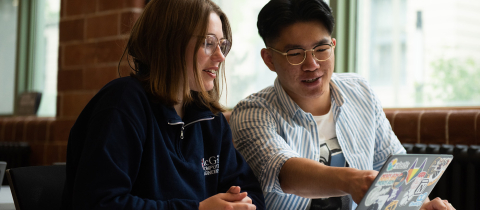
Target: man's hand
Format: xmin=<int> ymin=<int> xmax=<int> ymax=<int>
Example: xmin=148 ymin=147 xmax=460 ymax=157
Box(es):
xmin=345 ymin=169 xmax=378 ymax=204
xmin=420 ymin=197 xmax=456 ymax=210
xmin=199 ymin=186 xmax=256 ymax=210
xmin=279 ymin=158 xmax=380 ymax=200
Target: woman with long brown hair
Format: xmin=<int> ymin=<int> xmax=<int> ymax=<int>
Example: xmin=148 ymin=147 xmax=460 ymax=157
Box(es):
xmin=62 ymin=0 xmax=265 ymax=209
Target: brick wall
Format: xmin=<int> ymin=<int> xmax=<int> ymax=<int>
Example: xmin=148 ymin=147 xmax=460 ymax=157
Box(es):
xmin=0 ymin=0 xmax=144 ymax=166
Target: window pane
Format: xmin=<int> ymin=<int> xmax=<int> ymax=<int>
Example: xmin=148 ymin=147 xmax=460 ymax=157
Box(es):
xmin=35 ymin=0 xmax=59 ymax=116
xmin=213 ymin=0 xmax=277 ymax=108
xmin=357 ymin=0 xmax=480 ymax=107
xmin=0 ymin=0 xmax=18 ymax=115
xmin=212 ymin=0 xmax=331 ymax=108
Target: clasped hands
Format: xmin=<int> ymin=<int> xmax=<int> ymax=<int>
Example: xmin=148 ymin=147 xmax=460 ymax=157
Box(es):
xmin=199 ymin=186 xmax=256 ymax=210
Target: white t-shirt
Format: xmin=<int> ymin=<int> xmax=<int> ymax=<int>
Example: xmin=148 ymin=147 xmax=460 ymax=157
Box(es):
xmin=313 ymin=106 xmax=346 ymax=167
xmin=308 ymin=106 xmax=352 ymax=210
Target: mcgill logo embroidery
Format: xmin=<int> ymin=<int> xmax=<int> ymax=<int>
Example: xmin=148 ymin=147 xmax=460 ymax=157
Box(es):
xmin=202 ymin=155 xmax=219 ymax=176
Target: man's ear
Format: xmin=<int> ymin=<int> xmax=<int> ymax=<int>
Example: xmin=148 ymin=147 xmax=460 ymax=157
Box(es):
xmin=261 ymin=48 xmax=276 ymax=72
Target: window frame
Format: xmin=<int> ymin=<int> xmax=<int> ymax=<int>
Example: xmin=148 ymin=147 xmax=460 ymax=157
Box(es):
xmin=6 ymin=0 xmax=50 ymax=116
xmin=330 ymin=0 xmax=357 ymax=73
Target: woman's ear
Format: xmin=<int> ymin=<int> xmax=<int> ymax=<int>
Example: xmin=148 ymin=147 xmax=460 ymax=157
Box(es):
xmin=261 ymin=48 xmax=276 ymax=72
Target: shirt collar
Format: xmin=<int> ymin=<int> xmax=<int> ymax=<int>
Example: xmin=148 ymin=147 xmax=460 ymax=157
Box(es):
xmin=329 ymin=74 xmax=346 ymax=106
xmin=273 ymin=74 xmax=347 ymax=119
xmin=274 ymin=78 xmax=303 ymax=119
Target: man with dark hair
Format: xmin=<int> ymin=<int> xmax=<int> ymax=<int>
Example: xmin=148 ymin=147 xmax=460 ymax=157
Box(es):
xmin=230 ymin=0 xmax=456 ymax=209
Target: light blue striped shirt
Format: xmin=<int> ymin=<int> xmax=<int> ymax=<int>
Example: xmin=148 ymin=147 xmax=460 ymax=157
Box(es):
xmin=230 ymin=73 xmax=406 ymax=210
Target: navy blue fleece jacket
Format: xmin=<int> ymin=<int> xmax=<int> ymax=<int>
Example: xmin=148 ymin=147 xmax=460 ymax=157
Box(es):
xmin=62 ymin=76 xmax=265 ymax=210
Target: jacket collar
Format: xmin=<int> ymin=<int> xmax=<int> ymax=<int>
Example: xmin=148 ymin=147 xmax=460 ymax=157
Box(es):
xmin=157 ymin=101 xmax=215 ymax=124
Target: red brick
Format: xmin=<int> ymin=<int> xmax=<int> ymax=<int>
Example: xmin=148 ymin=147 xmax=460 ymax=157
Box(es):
xmin=64 ymin=40 xmax=126 ymax=67
xmin=84 ymin=66 xmax=119 ymax=90
xmin=60 ymin=0 xmax=65 ymax=18
xmin=63 ymin=43 xmax=85 ymax=67
xmin=125 ymin=0 xmax=145 ymax=8
xmin=95 ymin=39 xmax=127 ymax=64
xmin=0 ymin=119 xmax=5 ymax=141
xmin=58 ymin=144 xmax=68 ymax=163
xmin=61 ymin=92 xmax=96 ymax=117
xmin=98 ymin=0 xmax=124 ymax=11
xmin=420 ymin=111 xmax=448 ymax=145
xmin=83 ymin=42 xmax=99 ymax=64
xmin=47 ymin=119 xmax=56 ymax=143
xmin=118 ymin=63 xmax=134 ymax=77
xmin=47 ymin=120 xmax=55 ymax=142
xmin=60 ymin=19 xmax=84 ymax=42
xmin=57 ymin=95 xmax=62 ymax=117
xmin=58 ymin=69 xmax=84 ymax=91
xmin=86 ymin=14 xmax=119 ymax=39
xmin=120 ymin=11 xmax=141 ymax=34
xmin=476 ymin=111 xmax=480 ymax=145
xmin=63 ymin=42 xmax=96 ymax=67
xmin=448 ymin=111 xmax=477 ymax=145
xmin=58 ymin=46 xmax=63 ymax=70
xmin=35 ymin=119 xmax=49 ymax=142
xmin=3 ymin=120 xmax=15 ymax=141
xmin=29 ymin=143 xmax=46 ymax=166
xmin=52 ymin=118 xmax=76 ymax=142
xmin=65 ymin=0 xmax=96 ymax=16
xmin=393 ymin=111 xmax=420 ymax=144
xmin=45 ymin=144 xmax=62 ymax=165
xmin=14 ymin=120 xmax=26 ymax=142
xmin=25 ymin=119 xmax=37 ymax=143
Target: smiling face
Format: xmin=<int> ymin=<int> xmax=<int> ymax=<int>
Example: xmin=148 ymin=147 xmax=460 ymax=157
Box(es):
xmin=185 ymin=12 xmax=226 ymax=92
xmin=261 ymin=21 xmax=336 ymax=107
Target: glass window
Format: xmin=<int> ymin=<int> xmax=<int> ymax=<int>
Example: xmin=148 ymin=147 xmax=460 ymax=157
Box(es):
xmin=0 ymin=0 xmax=59 ymax=116
xmin=357 ymin=0 xmax=480 ymax=107
xmin=213 ymin=0 xmax=276 ymax=108
xmin=35 ymin=0 xmax=60 ymax=116
xmin=0 ymin=0 xmax=18 ymax=115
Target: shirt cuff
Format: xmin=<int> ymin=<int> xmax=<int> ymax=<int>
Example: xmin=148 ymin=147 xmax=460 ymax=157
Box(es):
xmin=260 ymin=150 xmax=301 ymax=194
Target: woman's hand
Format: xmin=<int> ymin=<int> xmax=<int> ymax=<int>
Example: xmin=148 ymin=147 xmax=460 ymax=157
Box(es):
xmin=226 ymin=186 xmax=253 ymax=204
xmin=199 ymin=186 xmax=256 ymax=210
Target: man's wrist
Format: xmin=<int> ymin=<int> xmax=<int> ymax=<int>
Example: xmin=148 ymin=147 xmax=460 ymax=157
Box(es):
xmin=333 ymin=167 xmax=357 ymax=195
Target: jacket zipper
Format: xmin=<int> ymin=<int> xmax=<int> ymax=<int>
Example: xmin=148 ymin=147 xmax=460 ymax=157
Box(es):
xmin=167 ymin=122 xmax=185 ymax=139
xmin=167 ymin=116 xmax=215 ymax=139
xmin=167 ymin=117 xmax=215 ymax=161
xmin=183 ymin=116 xmax=214 ymax=127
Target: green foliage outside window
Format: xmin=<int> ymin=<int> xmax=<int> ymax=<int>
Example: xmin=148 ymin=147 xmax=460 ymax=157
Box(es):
xmin=426 ymin=58 xmax=480 ymax=105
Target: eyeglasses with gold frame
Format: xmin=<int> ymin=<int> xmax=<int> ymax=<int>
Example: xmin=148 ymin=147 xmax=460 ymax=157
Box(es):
xmin=267 ymin=42 xmax=335 ymax=65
